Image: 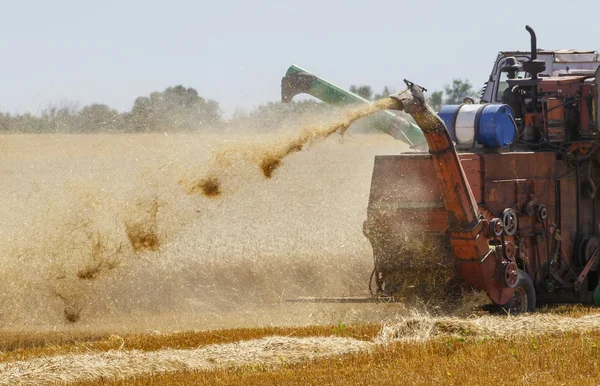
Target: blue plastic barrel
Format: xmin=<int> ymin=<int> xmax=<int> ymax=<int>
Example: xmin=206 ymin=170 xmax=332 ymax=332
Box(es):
xmin=438 ymin=105 xmax=461 ymax=143
xmin=477 ymin=104 xmax=516 ymax=147
xmin=437 ymin=104 xmax=516 ymax=148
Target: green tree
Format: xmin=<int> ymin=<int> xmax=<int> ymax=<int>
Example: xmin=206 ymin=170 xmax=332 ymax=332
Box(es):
xmin=130 ymin=96 xmax=154 ymax=132
xmin=130 ymin=85 xmax=221 ymax=132
xmin=374 ymin=86 xmax=392 ymax=100
xmin=426 ymin=79 xmax=479 ymax=112
xmin=349 ymin=85 xmax=373 ymax=100
xmin=0 ymin=112 xmax=12 ymax=132
xmin=427 ymin=91 xmax=444 ymax=112
xmin=39 ymin=102 xmax=80 ymax=132
xmin=0 ymin=85 xmax=221 ymax=133
xmin=443 ymin=79 xmax=477 ymax=104
xmin=350 ymin=85 xmax=396 ymax=101
xmin=78 ymin=104 xmax=123 ymax=132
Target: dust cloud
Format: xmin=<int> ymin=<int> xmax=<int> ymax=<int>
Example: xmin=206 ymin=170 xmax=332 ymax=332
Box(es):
xmin=183 ymin=98 xmax=399 ymax=197
xmin=0 ymin=102 xmax=414 ymax=331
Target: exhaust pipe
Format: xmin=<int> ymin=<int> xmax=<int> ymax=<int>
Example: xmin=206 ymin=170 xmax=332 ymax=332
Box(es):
xmin=523 ymin=25 xmax=545 ymax=111
xmin=526 ymin=25 xmax=537 ymax=64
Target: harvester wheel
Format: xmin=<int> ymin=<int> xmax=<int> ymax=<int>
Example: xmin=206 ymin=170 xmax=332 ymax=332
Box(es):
xmin=501 ymin=269 xmax=536 ymax=314
xmin=502 ymin=208 xmax=518 ymax=236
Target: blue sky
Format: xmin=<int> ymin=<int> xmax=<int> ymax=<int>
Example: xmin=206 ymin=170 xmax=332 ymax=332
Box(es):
xmin=0 ymin=0 xmax=596 ymax=115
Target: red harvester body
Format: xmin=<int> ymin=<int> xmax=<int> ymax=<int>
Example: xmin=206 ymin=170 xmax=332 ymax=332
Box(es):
xmin=363 ymin=26 xmax=600 ymax=312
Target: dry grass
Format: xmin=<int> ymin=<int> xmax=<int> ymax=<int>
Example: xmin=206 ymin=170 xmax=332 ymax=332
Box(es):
xmin=0 ymin=324 xmax=379 ymax=385
xmin=96 ymin=331 xmax=600 ymax=386
xmin=1 ymin=336 xmax=371 ymax=385
xmin=375 ymin=310 xmax=600 ymax=343
xmin=3 ymin=310 xmax=600 ymax=384
xmin=69 ymin=309 xmax=600 ymax=385
xmin=0 ymin=324 xmax=381 ymax=363
xmin=1 ymin=305 xmax=596 ymax=362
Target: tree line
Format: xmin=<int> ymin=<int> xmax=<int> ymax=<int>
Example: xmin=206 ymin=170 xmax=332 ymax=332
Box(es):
xmin=0 ymin=79 xmax=478 ymax=133
xmin=350 ymin=79 xmax=480 ymax=111
xmin=0 ymin=85 xmax=221 ymax=133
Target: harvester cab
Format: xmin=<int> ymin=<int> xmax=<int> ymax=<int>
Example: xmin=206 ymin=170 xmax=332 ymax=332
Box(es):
xmin=363 ymin=25 xmax=600 ymax=313
xmin=481 ymin=35 xmax=600 ymax=105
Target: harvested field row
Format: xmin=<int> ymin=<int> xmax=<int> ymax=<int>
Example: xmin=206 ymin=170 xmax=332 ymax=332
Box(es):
xmin=377 ymin=310 xmax=600 ymax=342
xmin=101 ymin=330 xmax=600 ymax=386
xmin=0 ymin=336 xmax=371 ymax=385
xmin=4 ymin=310 xmax=600 ymax=384
xmin=3 ymin=305 xmax=597 ymax=363
xmin=0 ymin=324 xmax=381 ymax=363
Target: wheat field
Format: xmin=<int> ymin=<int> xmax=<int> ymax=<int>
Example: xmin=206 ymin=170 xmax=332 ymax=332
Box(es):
xmin=2 ymin=124 xmax=600 ymax=384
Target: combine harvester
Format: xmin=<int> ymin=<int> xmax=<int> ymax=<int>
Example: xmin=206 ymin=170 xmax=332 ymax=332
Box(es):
xmin=285 ymin=26 xmax=600 ymax=313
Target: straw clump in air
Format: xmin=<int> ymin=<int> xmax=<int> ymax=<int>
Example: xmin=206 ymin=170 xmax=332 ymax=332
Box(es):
xmin=184 ymin=98 xmax=399 ymax=196
xmin=124 ymin=199 xmax=161 ymax=253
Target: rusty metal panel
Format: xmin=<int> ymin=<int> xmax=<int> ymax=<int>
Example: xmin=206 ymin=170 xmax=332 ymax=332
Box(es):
xmin=483 ymin=152 xmax=556 ymax=181
xmin=482 ymin=152 xmax=556 ymax=217
xmin=460 ymin=155 xmax=483 ymax=203
xmin=368 ymin=154 xmax=482 ymax=208
xmin=560 ymin=176 xmax=577 ymax=259
xmin=366 ymin=153 xmax=483 ymax=234
xmin=367 ymin=155 xmax=442 ymax=208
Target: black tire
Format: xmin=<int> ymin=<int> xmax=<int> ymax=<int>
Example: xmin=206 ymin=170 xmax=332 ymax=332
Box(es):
xmin=501 ymin=269 xmax=536 ymax=313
